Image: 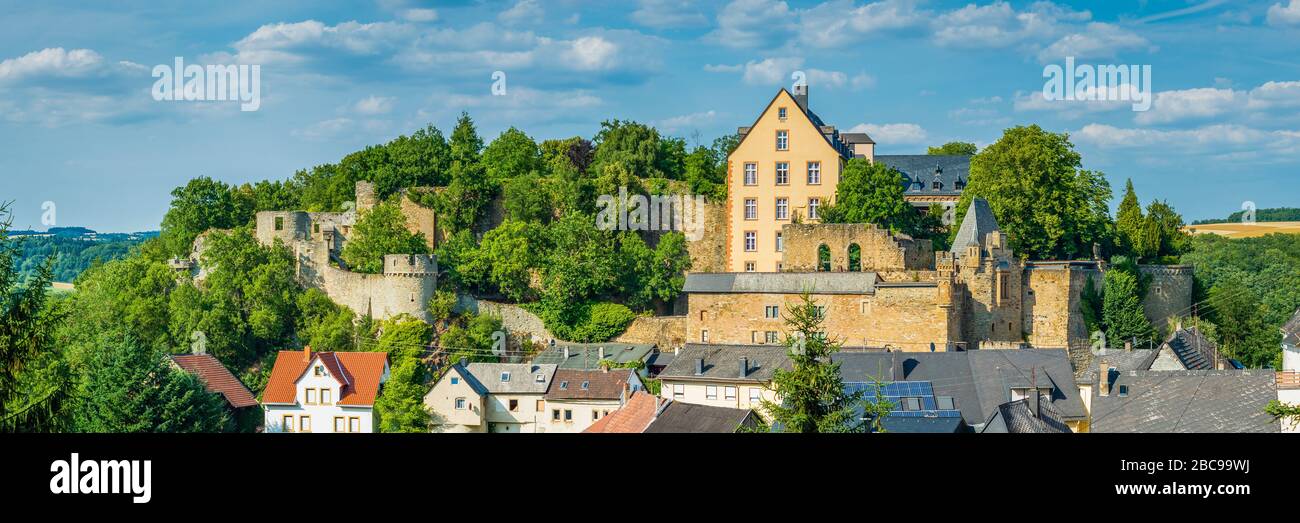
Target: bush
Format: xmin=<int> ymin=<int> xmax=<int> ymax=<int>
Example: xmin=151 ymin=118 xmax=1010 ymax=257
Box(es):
xmin=532 ymin=301 xmax=635 ymax=343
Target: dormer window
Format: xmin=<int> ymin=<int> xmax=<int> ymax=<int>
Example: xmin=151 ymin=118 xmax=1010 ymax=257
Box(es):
xmin=500 ymin=371 xmax=511 ymax=382
xmin=932 ymin=181 xmax=943 ymax=190
xmin=955 ymin=179 xmax=966 ymax=190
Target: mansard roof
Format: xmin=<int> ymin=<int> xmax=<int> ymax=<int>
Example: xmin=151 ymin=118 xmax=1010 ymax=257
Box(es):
xmin=876 ymin=154 xmax=971 ymax=197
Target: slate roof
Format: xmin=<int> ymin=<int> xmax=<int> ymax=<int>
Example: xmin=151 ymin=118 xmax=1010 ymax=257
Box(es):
xmin=545 ymin=369 xmax=634 ymax=400
xmin=531 ymin=343 xmax=656 ymax=370
xmin=980 ymin=393 xmax=1073 ymax=433
xmin=444 ymin=364 xmax=488 ymax=396
xmin=643 ymin=401 xmax=758 ymax=433
xmin=659 ymin=344 xmax=792 ymax=383
xmin=950 ymin=198 xmax=1000 ymax=256
xmin=1090 ymin=370 xmax=1280 ymax=433
xmin=463 ymin=363 xmax=557 ymax=394
xmin=883 ymin=416 xmax=968 ymax=433
xmin=682 ymin=272 xmax=880 ymax=295
xmin=1283 ymin=308 xmax=1300 ymax=346
xmin=584 ymin=391 xmax=663 ymax=433
xmin=1076 ymin=349 xmax=1159 ymax=383
xmin=876 ymin=155 xmax=971 ymax=198
xmin=1161 ymin=327 xmax=1222 ymax=370
xmin=169 ymin=354 xmax=258 ymax=408
xmin=263 ymin=349 xmax=389 ymax=407
xmin=834 ymin=349 xmax=1086 ymax=429
xmin=840 ymin=132 xmax=875 ymax=145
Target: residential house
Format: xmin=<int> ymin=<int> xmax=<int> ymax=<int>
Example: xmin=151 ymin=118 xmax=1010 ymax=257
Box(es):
xmin=834 ymin=349 xmax=1088 ymax=432
xmin=539 ymin=368 xmax=643 ymax=433
xmin=425 ymin=361 xmax=490 ymax=433
xmin=1089 ymin=364 xmax=1280 ymax=433
xmin=1275 ymin=309 xmax=1300 ymax=433
xmin=261 ymin=347 xmax=390 ymax=433
xmin=465 ymin=362 xmax=557 ymax=433
xmin=724 ymin=85 xmax=972 ymax=273
xmin=584 ymin=391 xmax=665 ymax=433
xmin=168 ymin=353 xmax=258 ymax=411
xmin=658 ymin=344 xmax=790 ymax=415
xmin=643 ymin=401 xmax=759 ymax=433
xmin=645 ymin=349 xmax=675 ymax=377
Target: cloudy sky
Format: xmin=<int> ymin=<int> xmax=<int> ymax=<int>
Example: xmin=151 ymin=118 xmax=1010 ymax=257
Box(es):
xmin=3 ymin=0 xmax=1300 ymax=231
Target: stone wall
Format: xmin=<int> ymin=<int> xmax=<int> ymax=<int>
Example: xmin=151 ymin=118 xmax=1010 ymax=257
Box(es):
xmin=685 ymin=199 xmax=728 ymax=273
xmin=399 ymin=189 xmax=438 ymax=251
xmin=614 ymin=315 xmax=687 ymax=349
xmin=958 ymin=259 xmax=1024 ymax=345
xmin=1140 ymin=265 xmax=1194 ymax=332
xmin=312 ymin=259 xmax=436 ymax=322
xmin=1022 ymin=262 xmax=1102 ymax=350
xmin=454 ymin=295 xmax=554 ymax=345
xmin=780 ymin=223 xmax=933 ymax=273
xmin=686 ymin=282 xmax=962 ymax=351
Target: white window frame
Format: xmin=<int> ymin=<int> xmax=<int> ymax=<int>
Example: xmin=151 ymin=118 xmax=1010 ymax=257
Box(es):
xmin=673 ymin=384 xmax=685 ymax=399
xmin=744 ymin=231 xmax=756 ymax=252
xmin=724 ymin=386 xmax=737 ymax=401
xmin=775 ymin=197 xmax=789 ymax=220
xmin=775 ymin=231 xmax=784 ymax=252
xmin=776 ymin=130 xmax=788 ymax=151
xmin=775 ymin=162 xmax=789 ymax=185
xmin=744 ymin=198 xmax=757 ymax=220
xmin=744 ymin=163 xmax=757 ymax=185
xmin=455 ymin=397 xmax=467 ymax=410
xmin=807 ymin=161 xmax=821 ymax=185
xmin=808 ymin=198 xmax=820 ymax=220
xmin=705 ymin=385 xmax=719 ymax=400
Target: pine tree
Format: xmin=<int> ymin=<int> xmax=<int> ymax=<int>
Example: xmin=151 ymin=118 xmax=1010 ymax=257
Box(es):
xmin=762 ymin=293 xmax=865 ymax=433
xmin=1 ymin=203 xmax=66 ymax=431
xmin=1115 ymin=179 xmax=1144 ymax=257
xmin=74 ymin=333 xmax=229 ymax=433
xmin=1101 ymin=263 xmax=1153 ymax=345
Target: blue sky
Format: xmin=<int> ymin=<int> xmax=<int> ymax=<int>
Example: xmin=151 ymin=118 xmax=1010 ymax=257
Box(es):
xmin=3 ymin=0 xmax=1300 ymax=231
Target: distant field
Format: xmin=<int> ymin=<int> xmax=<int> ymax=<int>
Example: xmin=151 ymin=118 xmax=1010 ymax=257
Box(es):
xmin=1185 ymin=221 xmax=1300 ymax=238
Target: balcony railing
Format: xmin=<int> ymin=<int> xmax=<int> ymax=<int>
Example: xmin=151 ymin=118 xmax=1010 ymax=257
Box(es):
xmin=1277 ymin=371 xmax=1300 ymax=390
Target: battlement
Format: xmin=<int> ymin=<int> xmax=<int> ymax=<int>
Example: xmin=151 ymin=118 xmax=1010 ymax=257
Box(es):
xmin=383 ymin=254 xmax=437 ymax=276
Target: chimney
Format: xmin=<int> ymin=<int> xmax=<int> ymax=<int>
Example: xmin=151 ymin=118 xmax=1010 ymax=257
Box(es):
xmin=1030 ymin=391 xmax=1041 ymax=418
xmin=563 ymin=347 xmax=570 ymax=359
xmin=1099 ymin=361 xmax=1111 ymax=397
xmin=793 ymin=83 xmax=809 ymax=113
xmin=303 ymin=345 xmax=312 ymax=362
xmin=695 ymin=358 xmax=705 ymax=375
xmin=739 ymin=357 xmax=749 ymax=378
xmin=458 ymin=357 xmax=467 ymax=368
xmin=598 ymin=347 xmax=605 ymax=360
xmin=1124 ymin=340 xmax=1132 ymax=351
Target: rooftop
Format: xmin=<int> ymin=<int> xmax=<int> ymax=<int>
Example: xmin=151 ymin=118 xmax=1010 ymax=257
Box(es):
xmin=583 ymin=391 xmax=663 ymax=433
xmin=643 ymin=401 xmax=757 ymax=433
xmin=1162 ymin=326 xmax=1222 ymax=370
xmin=659 ymin=344 xmax=791 ymax=383
xmin=263 ymin=348 xmax=388 ymax=407
xmin=464 ymin=363 xmax=557 ymax=395
xmin=545 ymin=369 xmax=635 ymax=400
xmin=1091 ymin=370 xmax=1280 ymax=433
xmin=980 ymin=393 xmax=1072 ymax=433
xmin=531 ymin=342 xmax=656 ymax=370
xmin=876 ymin=154 xmax=972 ymax=198
xmin=950 ymin=197 xmax=1001 ymax=257
xmin=1283 ymin=308 xmax=1300 ymax=346
xmin=683 ymin=272 xmax=881 ymax=295
xmin=169 ymin=354 xmax=258 ymax=409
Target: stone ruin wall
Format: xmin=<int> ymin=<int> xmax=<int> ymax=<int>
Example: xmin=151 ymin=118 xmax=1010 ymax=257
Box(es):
xmin=780 ymin=223 xmax=933 ymax=274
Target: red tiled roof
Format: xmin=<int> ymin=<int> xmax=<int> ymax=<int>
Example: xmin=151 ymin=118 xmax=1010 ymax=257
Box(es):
xmin=583 ymin=391 xmax=662 ymax=433
xmin=545 ymin=369 xmax=633 ymax=400
xmin=169 ymin=354 xmax=258 ymax=409
xmin=262 ymin=348 xmax=388 ymax=407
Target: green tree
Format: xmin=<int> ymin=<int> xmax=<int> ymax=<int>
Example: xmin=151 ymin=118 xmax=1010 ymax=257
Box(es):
xmin=1102 ymin=261 xmax=1153 ymax=345
xmin=1 ymin=204 xmax=67 ymax=431
xmin=436 ymin=113 xmax=495 ymax=234
xmin=375 ymin=357 xmax=431 ymax=432
xmin=620 ymin=232 xmax=692 ymax=314
xmin=927 ymin=142 xmax=978 ymax=155
xmin=956 ymin=125 xmax=1112 ymax=260
xmin=502 ymin=173 xmax=554 ymax=223
xmin=461 ymin=220 xmax=544 ymax=302
xmin=1139 ymin=200 xmax=1189 ymax=263
xmin=296 ymin=288 xmax=357 ymax=352
xmin=159 ymin=177 xmax=248 ymax=256
xmin=74 ymin=334 xmax=229 ymax=432
xmin=483 ymin=127 xmax=542 ymax=183
xmin=591 ymin=120 xmax=666 ymax=179
xmin=341 ymin=202 xmax=430 ymax=274
xmin=762 ymin=293 xmax=864 ymax=433
xmin=1115 ymin=179 xmax=1144 ymax=257
xmin=818 ymin=157 xmax=918 ymax=234
xmin=441 ymin=312 xmax=504 ymax=364
xmin=370 ymin=314 xmax=432 ymax=361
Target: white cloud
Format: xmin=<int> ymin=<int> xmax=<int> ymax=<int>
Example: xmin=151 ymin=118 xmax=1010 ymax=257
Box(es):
xmin=230 ymin=20 xmax=413 ymax=64
xmin=932 ymin=1 xmax=1088 ymax=49
xmin=499 ymin=0 xmax=544 ymax=26
xmin=1267 ymin=0 xmax=1300 ymax=26
xmin=1037 ymin=22 xmax=1152 ymax=62
xmin=703 ymin=63 xmax=743 ymax=73
xmin=563 ymin=36 xmax=619 ymax=71
xmin=400 ymin=8 xmax=438 ymax=23
xmin=851 ymin=72 xmax=876 ymax=90
xmin=292 ymin=117 xmax=354 ymax=140
xmin=707 ymin=0 xmax=794 ymax=48
xmin=796 ymin=0 xmax=927 ymax=48
xmin=849 ymin=122 xmax=928 ymax=144
xmin=657 ymin=110 xmax=718 ymax=132
xmin=631 ymin=0 xmax=709 ymax=29
xmin=0 ymin=48 xmax=115 ymax=84
xmin=1074 ymin=123 xmax=1300 ymax=161
xmin=1135 ymin=88 xmax=1239 ymax=125
xmin=353 ymin=95 xmax=395 ymax=115
xmin=742 ymin=57 xmax=804 ymax=85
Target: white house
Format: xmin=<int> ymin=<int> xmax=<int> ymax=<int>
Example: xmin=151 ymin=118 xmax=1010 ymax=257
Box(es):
xmin=425 ymin=362 xmax=489 ymax=433
xmin=538 ymin=368 xmax=642 ymax=433
xmin=657 ymin=344 xmax=788 ymax=417
xmin=1279 ymin=309 xmax=1300 ymax=433
xmin=433 ymin=362 xmax=557 ymax=433
xmin=262 ymin=347 xmax=390 ymax=433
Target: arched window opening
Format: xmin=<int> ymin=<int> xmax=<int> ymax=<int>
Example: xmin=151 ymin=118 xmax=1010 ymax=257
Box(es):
xmin=817 ymin=244 xmax=831 ymax=272
xmin=848 ymin=243 xmax=862 ymax=272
